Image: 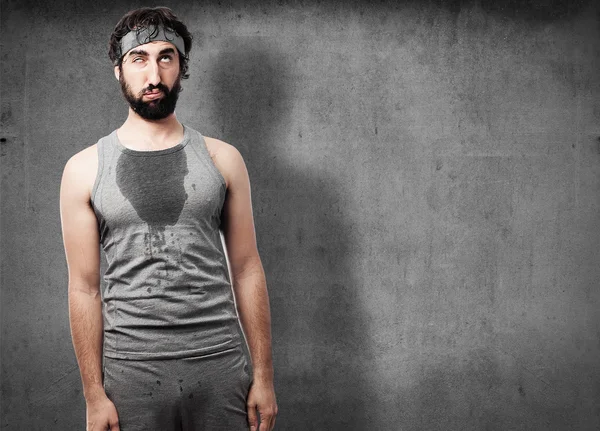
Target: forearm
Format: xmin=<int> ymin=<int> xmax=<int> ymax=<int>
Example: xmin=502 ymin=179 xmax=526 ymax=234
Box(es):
xmin=68 ymin=285 xmax=105 ymax=402
xmin=233 ymin=264 xmax=274 ymax=382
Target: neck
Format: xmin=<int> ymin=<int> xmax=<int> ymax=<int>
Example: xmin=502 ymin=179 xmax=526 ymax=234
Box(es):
xmin=118 ymin=110 xmax=184 ymax=148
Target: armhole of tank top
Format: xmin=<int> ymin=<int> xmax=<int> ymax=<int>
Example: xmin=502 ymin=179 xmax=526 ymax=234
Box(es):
xmin=90 ymin=138 xmax=104 ymax=217
xmin=195 ymin=130 xmax=227 ymax=191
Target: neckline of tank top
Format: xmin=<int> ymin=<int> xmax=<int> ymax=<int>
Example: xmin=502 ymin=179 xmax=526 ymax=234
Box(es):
xmin=112 ymin=124 xmax=192 ymax=157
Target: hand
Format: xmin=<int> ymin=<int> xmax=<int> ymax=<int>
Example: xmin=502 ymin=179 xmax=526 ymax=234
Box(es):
xmin=86 ymin=395 xmax=120 ymax=431
xmin=247 ymin=379 xmax=278 ymax=431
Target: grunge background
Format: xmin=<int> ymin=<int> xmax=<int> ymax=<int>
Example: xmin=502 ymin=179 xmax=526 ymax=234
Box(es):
xmin=1 ymin=0 xmax=599 ymax=429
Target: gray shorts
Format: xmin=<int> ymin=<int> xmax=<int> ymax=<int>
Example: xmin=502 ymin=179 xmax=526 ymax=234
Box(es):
xmin=103 ymin=346 xmax=253 ymax=430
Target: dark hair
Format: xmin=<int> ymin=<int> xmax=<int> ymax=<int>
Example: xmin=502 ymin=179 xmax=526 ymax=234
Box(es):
xmin=108 ymin=7 xmax=193 ymax=79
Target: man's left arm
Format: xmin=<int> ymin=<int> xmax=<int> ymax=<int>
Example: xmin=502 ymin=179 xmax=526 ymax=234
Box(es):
xmin=218 ymin=142 xmax=278 ymax=431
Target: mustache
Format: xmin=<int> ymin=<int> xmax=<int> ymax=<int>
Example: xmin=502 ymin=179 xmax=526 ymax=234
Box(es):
xmin=141 ymin=83 xmax=170 ymax=95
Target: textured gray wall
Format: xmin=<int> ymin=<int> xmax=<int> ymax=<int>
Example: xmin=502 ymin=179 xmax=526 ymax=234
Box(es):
xmin=2 ymin=0 xmax=599 ymax=429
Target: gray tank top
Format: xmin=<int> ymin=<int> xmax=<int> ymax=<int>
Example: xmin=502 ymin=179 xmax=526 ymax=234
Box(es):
xmin=91 ymin=124 xmax=243 ymax=360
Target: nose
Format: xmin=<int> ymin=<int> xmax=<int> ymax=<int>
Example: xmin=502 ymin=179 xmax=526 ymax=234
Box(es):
xmin=146 ymin=60 xmax=161 ymax=87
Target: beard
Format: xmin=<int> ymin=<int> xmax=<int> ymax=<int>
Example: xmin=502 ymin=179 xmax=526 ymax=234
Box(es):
xmin=119 ymin=72 xmax=182 ymax=121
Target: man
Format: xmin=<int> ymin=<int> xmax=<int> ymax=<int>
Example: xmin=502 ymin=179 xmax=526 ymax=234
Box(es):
xmin=59 ymin=7 xmax=277 ymax=430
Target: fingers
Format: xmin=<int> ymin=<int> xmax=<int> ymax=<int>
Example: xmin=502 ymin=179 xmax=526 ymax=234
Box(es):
xmin=258 ymin=414 xmax=270 ymax=431
xmin=258 ymin=410 xmax=277 ymax=431
xmin=267 ymin=404 xmax=278 ymax=430
xmin=109 ymin=417 xmax=120 ymax=431
xmin=247 ymin=404 xmax=258 ymax=431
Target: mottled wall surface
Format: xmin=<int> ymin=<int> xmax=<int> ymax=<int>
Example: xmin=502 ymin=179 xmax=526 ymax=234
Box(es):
xmin=1 ymin=0 xmax=599 ymax=429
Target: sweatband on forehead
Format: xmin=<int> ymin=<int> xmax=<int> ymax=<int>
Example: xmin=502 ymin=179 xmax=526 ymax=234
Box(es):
xmin=118 ymin=25 xmax=185 ymax=63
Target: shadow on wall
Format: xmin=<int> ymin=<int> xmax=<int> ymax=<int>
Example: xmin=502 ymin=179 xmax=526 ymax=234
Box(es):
xmin=207 ymin=38 xmax=375 ymax=429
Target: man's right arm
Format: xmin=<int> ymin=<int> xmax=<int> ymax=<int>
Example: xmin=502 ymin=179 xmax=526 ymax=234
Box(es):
xmin=59 ymin=151 xmax=119 ymax=430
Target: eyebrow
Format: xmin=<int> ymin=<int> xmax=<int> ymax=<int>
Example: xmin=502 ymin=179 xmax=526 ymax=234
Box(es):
xmin=126 ymin=47 xmax=176 ymax=58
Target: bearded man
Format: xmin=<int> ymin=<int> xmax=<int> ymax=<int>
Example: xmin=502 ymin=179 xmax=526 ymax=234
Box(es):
xmin=59 ymin=7 xmax=277 ymax=431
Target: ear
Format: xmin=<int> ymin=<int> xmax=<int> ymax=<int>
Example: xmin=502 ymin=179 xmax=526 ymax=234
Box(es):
xmin=114 ymin=65 xmax=120 ymax=81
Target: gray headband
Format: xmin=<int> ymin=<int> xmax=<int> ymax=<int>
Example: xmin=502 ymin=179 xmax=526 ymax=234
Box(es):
xmin=118 ymin=25 xmax=185 ymax=64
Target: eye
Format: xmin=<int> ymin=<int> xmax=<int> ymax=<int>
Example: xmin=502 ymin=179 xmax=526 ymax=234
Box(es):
xmin=160 ymin=55 xmax=173 ymax=62
xmin=132 ymin=57 xmax=144 ymax=63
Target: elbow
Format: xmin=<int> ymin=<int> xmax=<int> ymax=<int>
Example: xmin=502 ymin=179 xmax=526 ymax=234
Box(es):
xmin=231 ymin=254 xmax=264 ymax=281
xmin=68 ymin=279 xmax=101 ymax=297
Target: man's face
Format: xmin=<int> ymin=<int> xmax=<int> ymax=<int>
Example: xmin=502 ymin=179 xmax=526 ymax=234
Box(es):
xmin=116 ymin=41 xmax=182 ymax=120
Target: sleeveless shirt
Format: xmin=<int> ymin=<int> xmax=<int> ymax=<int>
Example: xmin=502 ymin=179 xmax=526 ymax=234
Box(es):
xmin=90 ymin=124 xmax=244 ymax=360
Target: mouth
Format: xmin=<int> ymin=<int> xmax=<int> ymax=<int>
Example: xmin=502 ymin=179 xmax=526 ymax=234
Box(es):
xmin=143 ymin=90 xmax=163 ymax=99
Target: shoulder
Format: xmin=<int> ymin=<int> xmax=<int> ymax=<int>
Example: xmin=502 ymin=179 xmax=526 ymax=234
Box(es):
xmin=203 ymin=136 xmax=248 ymax=190
xmin=203 ymin=136 xmax=243 ymax=161
xmin=62 ymin=143 xmax=99 ymax=201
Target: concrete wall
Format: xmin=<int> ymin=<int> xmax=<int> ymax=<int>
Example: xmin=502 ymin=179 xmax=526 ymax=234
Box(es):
xmin=2 ymin=0 xmax=599 ymax=429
